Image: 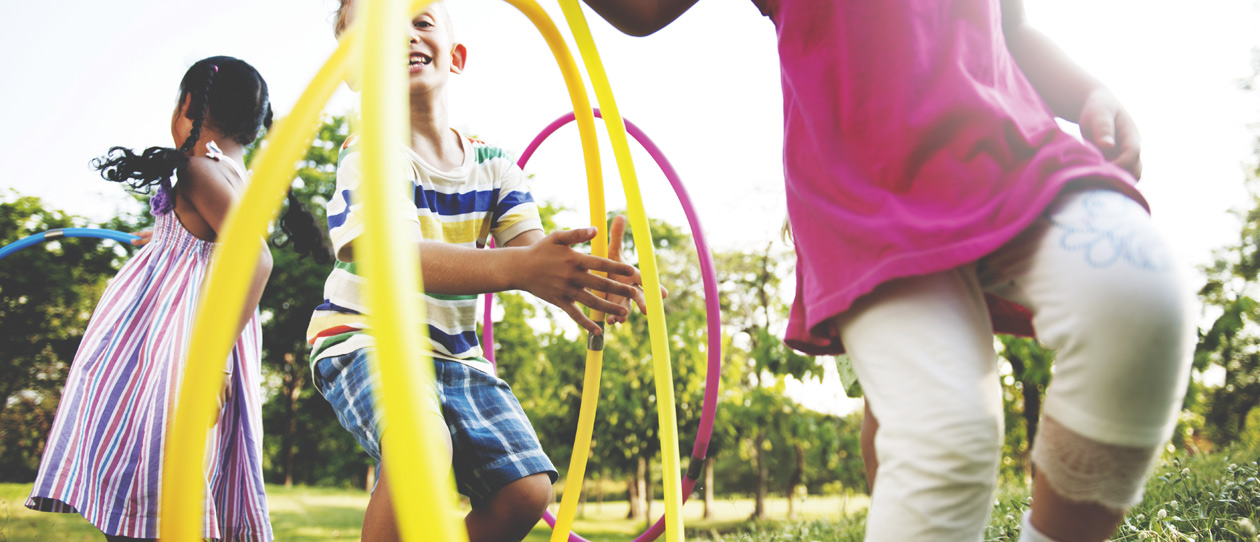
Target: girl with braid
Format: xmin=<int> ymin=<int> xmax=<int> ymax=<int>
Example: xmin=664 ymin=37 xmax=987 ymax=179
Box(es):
xmin=25 ymin=56 xmax=288 ymax=542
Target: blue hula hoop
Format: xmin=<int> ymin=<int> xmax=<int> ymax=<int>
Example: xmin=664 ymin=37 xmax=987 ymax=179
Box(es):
xmin=0 ymin=228 xmax=141 ymax=262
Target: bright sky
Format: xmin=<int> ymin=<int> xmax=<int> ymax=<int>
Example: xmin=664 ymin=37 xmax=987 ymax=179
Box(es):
xmin=3 ymin=1 xmax=1258 ymax=416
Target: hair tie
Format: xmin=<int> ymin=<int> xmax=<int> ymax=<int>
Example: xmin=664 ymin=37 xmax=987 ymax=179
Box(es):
xmin=211 ymin=65 xmax=219 ymax=73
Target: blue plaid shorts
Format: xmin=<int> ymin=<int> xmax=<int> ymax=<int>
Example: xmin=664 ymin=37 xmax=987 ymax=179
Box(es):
xmin=313 ymin=348 xmax=557 ymax=506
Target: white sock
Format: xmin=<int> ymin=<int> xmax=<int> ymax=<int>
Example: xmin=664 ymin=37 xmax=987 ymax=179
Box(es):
xmin=1020 ymin=511 xmax=1061 ymax=542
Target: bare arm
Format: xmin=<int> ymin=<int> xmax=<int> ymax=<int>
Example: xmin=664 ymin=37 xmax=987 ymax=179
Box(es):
xmin=343 ymin=227 xmax=637 ymax=334
xmin=580 ymin=0 xmax=699 ymax=36
xmin=182 ymin=157 xmax=274 ymax=344
xmin=1001 ymin=0 xmax=1141 ymax=178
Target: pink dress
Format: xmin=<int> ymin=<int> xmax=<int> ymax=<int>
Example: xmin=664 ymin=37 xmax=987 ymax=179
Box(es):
xmin=752 ymin=0 xmax=1146 ymax=354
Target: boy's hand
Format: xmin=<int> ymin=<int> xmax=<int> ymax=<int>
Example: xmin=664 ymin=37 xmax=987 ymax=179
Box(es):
xmin=1079 ymin=87 xmax=1142 ymax=180
xmin=604 ymin=215 xmax=668 ymax=325
xmin=518 ymin=227 xmax=638 ymax=335
xmin=130 ymin=230 xmax=153 ymax=247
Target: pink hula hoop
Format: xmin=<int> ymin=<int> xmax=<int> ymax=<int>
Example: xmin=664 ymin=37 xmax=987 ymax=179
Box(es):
xmin=481 ymin=109 xmax=722 ymax=542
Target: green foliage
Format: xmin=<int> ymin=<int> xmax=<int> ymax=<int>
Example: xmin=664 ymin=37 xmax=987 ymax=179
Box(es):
xmin=996 ymin=336 xmax=1054 ymax=481
xmin=1194 ymin=176 xmax=1260 ymax=447
xmin=0 ymin=193 xmax=146 ymax=480
xmin=251 ymin=115 xmax=372 ymax=488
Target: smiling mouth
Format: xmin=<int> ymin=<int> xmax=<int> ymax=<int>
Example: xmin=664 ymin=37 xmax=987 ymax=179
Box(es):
xmin=409 ymin=53 xmax=432 ymax=69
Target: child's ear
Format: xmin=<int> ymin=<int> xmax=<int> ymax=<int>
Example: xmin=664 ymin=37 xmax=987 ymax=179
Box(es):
xmin=450 ymin=42 xmax=467 ymax=75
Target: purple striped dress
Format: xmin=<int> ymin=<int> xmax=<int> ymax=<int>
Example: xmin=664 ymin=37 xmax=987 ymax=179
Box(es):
xmin=26 ymin=147 xmax=273 ymax=541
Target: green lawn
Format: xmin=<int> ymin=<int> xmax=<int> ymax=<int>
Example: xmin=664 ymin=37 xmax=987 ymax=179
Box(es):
xmin=0 ymin=484 xmax=866 ymax=542
xmin=3 ymin=446 xmax=1256 ymax=541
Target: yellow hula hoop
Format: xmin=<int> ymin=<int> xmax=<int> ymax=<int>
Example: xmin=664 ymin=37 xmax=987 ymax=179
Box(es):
xmin=356 ymin=0 xmax=469 ymax=540
xmin=550 ymin=3 xmax=685 ymax=541
xmin=160 ymin=0 xmax=613 ymax=540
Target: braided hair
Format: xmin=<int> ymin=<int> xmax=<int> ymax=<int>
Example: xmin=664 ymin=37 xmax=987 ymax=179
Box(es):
xmin=93 ymin=56 xmax=272 ymax=215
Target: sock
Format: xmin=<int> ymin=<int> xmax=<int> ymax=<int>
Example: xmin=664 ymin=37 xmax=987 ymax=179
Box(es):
xmin=1020 ymin=511 xmax=1060 ymax=542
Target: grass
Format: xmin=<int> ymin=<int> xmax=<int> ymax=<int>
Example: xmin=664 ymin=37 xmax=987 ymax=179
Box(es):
xmin=2 ymin=446 xmax=1256 ymax=541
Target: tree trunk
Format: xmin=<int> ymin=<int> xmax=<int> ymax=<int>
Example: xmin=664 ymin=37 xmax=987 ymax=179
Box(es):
xmin=751 ymin=433 xmax=768 ymax=521
xmin=366 ymin=463 xmax=376 ymax=491
xmin=1008 ymin=353 xmax=1042 ymax=478
xmin=579 ymin=478 xmax=587 ymax=518
xmin=280 ymin=352 xmax=304 ymax=489
xmin=702 ymin=456 xmax=715 ymax=519
xmin=1021 ymin=377 xmax=1042 ymax=476
xmin=627 ymin=459 xmax=646 ymax=520
xmin=597 ymin=473 xmax=605 ymax=513
xmin=786 ymin=442 xmax=805 ymax=520
xmin=643 ymin=457 xmax=653 ymax=524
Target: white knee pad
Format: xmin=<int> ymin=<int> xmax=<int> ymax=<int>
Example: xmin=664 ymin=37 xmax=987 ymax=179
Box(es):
xmin=1031 ymin=416 xmax=1160 ymax=512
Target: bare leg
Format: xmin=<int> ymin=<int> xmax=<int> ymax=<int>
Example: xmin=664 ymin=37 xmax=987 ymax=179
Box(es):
xmin=1029 ymin=469 xmax=1123 ymax=542
xmin=465 ymin=473 xmax=553 ymax=542
xmin=362 ymin=462 xmax=403 ymax=542
xmin=860 ymin=400 xmax=879 ymax=493
xmin=363 ymin=423 xmax=454 ymax=542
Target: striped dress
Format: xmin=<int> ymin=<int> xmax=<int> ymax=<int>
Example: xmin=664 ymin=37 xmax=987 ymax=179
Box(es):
xmin=26 ymin=147 xmax=273 ymax=541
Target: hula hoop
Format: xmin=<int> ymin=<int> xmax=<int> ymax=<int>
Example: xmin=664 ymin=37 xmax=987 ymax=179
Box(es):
xmin=0 ymin=228 xmax=140 ymax=262
xmin=480 ymin=109 xmax=722 ymax=542
xmin=161 ymin=0 xmax=666 ymax=540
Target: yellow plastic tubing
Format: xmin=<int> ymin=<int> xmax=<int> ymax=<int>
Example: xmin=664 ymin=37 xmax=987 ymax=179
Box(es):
xmin=158 ymin=0 xmax=609 ymax=540
xmin=549 ymin=3 xmax=686 ymax=541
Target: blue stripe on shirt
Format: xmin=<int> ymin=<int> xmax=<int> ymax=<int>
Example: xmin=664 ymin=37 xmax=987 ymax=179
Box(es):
xmin=494 ymin=190 xmax=536 ymax=223
xmin=314 ymin=299 xmax=361 ymax=314
xmin=328 ymin=189 xmax=353 ymax=229
xmin=413 ymin=188 xmax=501 ymax=215
xmin=429 ymin=324 xmax=480 ymax=355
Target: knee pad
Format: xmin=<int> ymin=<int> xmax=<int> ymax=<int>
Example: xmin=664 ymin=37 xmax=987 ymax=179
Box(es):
xmin=1031 ymin=416 xmax=1160 ymax=512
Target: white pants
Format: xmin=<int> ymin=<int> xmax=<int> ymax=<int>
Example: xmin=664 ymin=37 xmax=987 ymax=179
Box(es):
xmin=836 ymin=189 xmax=1194 ymax=541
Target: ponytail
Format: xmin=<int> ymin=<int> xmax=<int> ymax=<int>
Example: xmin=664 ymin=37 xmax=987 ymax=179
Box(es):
xmin=96 ymin=56 xmax=270 ymax=215
xmin=94 ymin=62 xmax=218 ymax=215
xmin=276 ymin=191 xmax=333 ymax=264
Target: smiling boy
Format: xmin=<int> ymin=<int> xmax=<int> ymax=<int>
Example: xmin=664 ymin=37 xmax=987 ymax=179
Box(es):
xmin=309 ymin=3 xmax=645 ymax=540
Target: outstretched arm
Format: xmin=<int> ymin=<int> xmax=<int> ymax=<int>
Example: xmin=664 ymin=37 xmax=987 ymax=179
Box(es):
xmin=342 ymin=228 xmax=638 ymax=335
xmin=1001 ymin=0 xmax=1141 ymax=178
xmin=580 ymin=0 xmax=699 ymax=36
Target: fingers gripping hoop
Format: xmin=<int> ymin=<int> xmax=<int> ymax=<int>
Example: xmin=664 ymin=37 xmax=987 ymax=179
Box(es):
xmin=159 ymin=1 xmax=685 ymax=541
xmin=484 ymin=109 xmax=723 ymax=542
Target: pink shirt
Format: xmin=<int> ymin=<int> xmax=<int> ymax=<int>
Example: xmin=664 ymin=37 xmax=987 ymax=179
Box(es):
xmin=753 ymin=0 xmax=1144 ymax=354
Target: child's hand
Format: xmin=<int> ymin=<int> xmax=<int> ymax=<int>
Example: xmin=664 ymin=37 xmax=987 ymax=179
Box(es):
xmin=604 ymin=215 xmax=668 ymax=325
xmin=130 ymin=230 xmax=153 ymax=247
xmin=517 ymin=227 xmax=638 ymax=335
xmin=210 ymin=371 xmax=231 ymax=427
xmin=1079 ymin=87 xmax=1142 ymax=180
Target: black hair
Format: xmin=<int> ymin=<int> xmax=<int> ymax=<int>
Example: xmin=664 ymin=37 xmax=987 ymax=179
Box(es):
xmin=93 ymin=55 xmax=272 ymax=215
xmin=276 ymin=190 xmax=333 ymax=264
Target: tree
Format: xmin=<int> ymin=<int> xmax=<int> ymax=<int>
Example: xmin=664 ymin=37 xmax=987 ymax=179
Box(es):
xmin=1189 ymin=57 xmax=1260 ymax=448
xmin=0 ymin=193 xmax=147 ymax=480
xmin=1194 ymin=181 xmax=1260 ymax=447
xmin=997 ymin=336 xmax=1053 ymax=480
xmin=716 ymin=243 xmax=824 ymax=520
xmin=247 ymin=115 xmax=381 ymax=488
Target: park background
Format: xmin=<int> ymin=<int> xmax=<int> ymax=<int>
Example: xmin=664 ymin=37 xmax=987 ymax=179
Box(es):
xmin=3 ymin=0 xmax=1260 ymax=540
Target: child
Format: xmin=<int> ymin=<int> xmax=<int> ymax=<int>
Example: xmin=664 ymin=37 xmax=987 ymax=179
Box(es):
xmin=307 ymin=3 xmax=644 ymax=541
xmin=26 ymin=56 xmax=276 ymax=541
xmin=582 ymin=1 xmax=1193 ymax=541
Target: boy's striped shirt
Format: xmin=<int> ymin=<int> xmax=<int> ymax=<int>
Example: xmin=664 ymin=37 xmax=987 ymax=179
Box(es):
xmin=307 ymin=130 xmax=541 ymax=374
